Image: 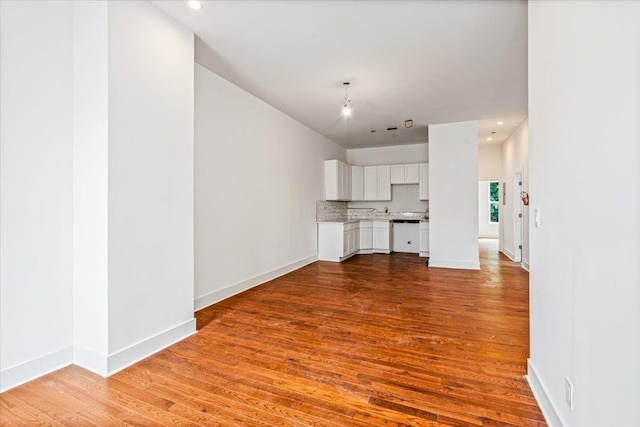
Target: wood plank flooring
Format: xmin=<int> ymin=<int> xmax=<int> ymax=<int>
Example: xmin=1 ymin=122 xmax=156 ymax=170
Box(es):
xmin=0 ymin=239 xmax=546 ymax=426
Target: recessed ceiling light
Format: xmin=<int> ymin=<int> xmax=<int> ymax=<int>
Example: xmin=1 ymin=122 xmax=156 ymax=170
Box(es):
xmin=187 ymin=1 xmax=202 ymax=10
xmin=497 ymin=121 xmax=504 ymax=125
xmin=486 ymin=137 xmax=493 ymax=141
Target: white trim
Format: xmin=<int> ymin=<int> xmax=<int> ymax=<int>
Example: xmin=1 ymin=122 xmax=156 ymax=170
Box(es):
xmin=0 ymin=346 xmax=73 ymax=392
xmin=194 ymin=255 xmax=317 ymax=311
xmin=106 ymin=318 xmax=196 ymax=376
xmin=428 ymin=259 xmax=481 ymax=270
xmin=522 ymin=261 xmax=530 ymax=272
xmin=74 ymin=345 xmax=108 ymax=377
xmin=526 ymin=359 xmax=567 ymax=427
xmin=502 ymin=247 xmax=516 ymax=261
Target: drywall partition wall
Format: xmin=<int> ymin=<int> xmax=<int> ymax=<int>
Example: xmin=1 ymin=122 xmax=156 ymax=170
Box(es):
xmin=478 ymin=144 xmax=503 ymax=181
xmin=195 ymin=63 xmax=347 ymax=310
xmin=0 ymin=1 xmax=74 ymax=391
xmin=73 ymin=0 xmax=110 ymax=374
xmin=428 ymin=121 xmax=480 ymax=270
xmin=347 ymin=143 xmax=428 ymax=166
xmin=500 ymin=120 xmax=529 ymax=267
xmin=107 ymin=1 xmax=195 ymax=371
xmin=528 ymin=2 xmax=640 ymax=427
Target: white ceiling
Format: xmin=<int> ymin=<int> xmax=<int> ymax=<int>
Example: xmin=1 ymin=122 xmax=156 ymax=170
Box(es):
xmin=152 ymin=0 xmax=528 ymax=149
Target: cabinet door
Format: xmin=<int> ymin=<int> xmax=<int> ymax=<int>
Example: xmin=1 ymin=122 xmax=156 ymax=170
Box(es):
xmin=390 ymin=165 xmax=405 ymax=184
xmin=364 ymin=166 xmax=378 ymax=200
xmin=360 ymin=228 xmax=372 ymax=250
xmin=419 ymin=228 xmax=430 ymax=253
xmin=324 ymin=160 xmax=339 ymax=200
xmin=351 ymin=166 xmax=364 ymax=201
xmin=373 ymin=228 xmax=390 ymax=250
xmin=377 ymin=166 xmax=391 ymax=201
xmin=341 ymin=163 xmax=352 ymax=200
xmin=405 ymin=164 xmax=419 ymax=184
xmin=419 ymin=163 xmax=429 ymax=200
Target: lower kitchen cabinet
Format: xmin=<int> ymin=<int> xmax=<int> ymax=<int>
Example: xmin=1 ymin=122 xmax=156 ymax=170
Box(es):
xmin=318 ymin=222 xmax=359 ymax=262
xmin=419 ymin=222 xmax=430 ymax=257
xmin=359 ymin=221 xmax=373 ymax=252
xmin=372 ymin=221 xmax=392 ymax=254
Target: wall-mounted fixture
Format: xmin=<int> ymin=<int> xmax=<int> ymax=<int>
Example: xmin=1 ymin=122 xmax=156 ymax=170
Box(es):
xmin=404 ymin=120 xmax=414 ymax=128
xmin=342 ymin=82 xmax=352 ymax=117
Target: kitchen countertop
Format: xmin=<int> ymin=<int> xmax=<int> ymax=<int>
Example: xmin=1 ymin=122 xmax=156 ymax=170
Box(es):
xmin=317 ymin=218 xmax=428 ymax=224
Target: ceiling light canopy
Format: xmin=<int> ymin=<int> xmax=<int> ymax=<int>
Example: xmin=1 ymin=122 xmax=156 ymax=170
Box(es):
xmin=187 ymin=1 xmax=202 ymax=10
xmin=341 ymin=82 xmax=352 ymax=117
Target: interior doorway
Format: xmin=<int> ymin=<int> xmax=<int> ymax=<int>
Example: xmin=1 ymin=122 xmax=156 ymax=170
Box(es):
xmin=478 ymin=180 xmax=500 ymax=240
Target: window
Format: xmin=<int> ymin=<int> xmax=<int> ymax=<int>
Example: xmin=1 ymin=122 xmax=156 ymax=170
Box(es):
xmin=489 ymin=181 xmax=499 ymax=223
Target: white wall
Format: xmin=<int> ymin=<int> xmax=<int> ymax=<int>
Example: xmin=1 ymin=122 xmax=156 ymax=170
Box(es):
xmin=195 ymin=63 xmax=347 ymax=310
xmin=500 ymin=120 xmax=529 ymax=266
xmin=428 ymin=121 xmax=480 ymax=270
xmin=347 ymin=143 xmax=427 ymax=165
xmin=478 ymin=181 xmax=499 ymax=238
xmin=0 ymin=1 xmax=75 ymax=391
xmin=478 ymin=144 xmax=503 ymax=181
xmin=73 ymin=0 xmax=109 ymax=372
xmin=528 ymin=2 xmax=640 ymax=427
xmin=107 ymin=0 xmax=195 ymax=367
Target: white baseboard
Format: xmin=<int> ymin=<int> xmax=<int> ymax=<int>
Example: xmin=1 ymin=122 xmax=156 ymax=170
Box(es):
xmin=74 ymin=345 xmax=108 ymax=377
xmin=428 ymin=259 xmax=480 ymax=270
xmin=0 ymin=346 xmax=73 ymax=392
xmin=194 ymin=255 xmax=317 ymax=311
xmin=522 ymin=261 xmax=530 ymax=272
xmin=106 ymin=318 xmax=196 ymax=376
xmin=502 ymin=247 xmax=516 ymax=261
xmin=526 ymin=359 xmax=566 ymax=427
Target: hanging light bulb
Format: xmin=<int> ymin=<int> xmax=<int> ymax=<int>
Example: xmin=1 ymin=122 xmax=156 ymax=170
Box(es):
xmin=342 ymin=82 xmax=352 ymax=117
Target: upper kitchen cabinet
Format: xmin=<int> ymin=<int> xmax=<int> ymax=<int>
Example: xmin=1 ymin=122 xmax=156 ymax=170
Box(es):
xmin=390 ymin=164 xmax=420 ymax=184
xmin=377 ymin=165 xmax=391 ymax=200
xmin=364 ymin=165 xmax=391 ymax=201
xmin=419 ymin=163 xmax=429 ymax=200
xmin=390 ymin=165 xmax=405 ymax=184
xmin=325 ymin=160 xmax=352 ymax=201
xmin=351 ymin=166 xmax=364 ymax=201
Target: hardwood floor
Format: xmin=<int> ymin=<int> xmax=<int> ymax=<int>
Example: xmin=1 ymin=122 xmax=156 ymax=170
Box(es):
xmin=1 ymin=239 xmax=545 ymax=426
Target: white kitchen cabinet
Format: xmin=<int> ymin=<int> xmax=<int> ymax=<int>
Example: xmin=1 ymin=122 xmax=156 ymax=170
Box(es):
xmin=359 ymin=221 xmax=373 ymax=252
xmin=419 ymin=221 xmax=430 ymax=257
xmin=364 ymin=166 xmax=378 ymax=200
xmin=377 ymin=166 xmax=391 ymax=201
xmin=318 ymin=221 xmax=359 ymax=262
xmin=325 ymin=160 xmax=351 ymax=201
xmin=351 ymin=166 xmax=364 ymax=201
xmin=390 ymin=165 xmax=405 ymax=184
xmin=372 ymin=221 xmax=392 ymax=253
xmin=391 ymin=164 xmax=419 ymax=185
xmin=419 ymin=163 xmax=429 ymax=200
xmin=405 ymin=164 xmax=420 ymax=184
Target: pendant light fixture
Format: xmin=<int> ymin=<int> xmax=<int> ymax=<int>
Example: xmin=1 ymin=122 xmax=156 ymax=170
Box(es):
xmin=342 ymin=82 xmax=352 ymax=117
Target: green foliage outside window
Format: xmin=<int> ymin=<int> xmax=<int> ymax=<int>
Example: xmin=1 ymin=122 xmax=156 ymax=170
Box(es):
xmin=489 ymin=181 xmax=499 ymax=223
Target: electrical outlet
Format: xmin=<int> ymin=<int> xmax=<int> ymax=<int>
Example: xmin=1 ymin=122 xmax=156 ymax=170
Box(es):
xmin=565 ymin=377 xmax=574 ymax=410
xmin=407 ymin=241 xmax=412 ymax=245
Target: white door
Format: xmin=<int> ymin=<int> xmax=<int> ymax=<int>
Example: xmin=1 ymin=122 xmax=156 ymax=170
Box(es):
xmin=373 ymin=229 xmax=389 ymax=250
xmin=514 ymin=172 xmax=523 ymax=262
xmin=419 ymin=163 xmax=429 ymax=200
xmin=419 ymin=228 xmax=429 ymax=253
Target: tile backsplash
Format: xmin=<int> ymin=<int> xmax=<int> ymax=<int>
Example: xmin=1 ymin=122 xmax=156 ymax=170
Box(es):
xmin=316 ymin=200 xmax=427 ymax=222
